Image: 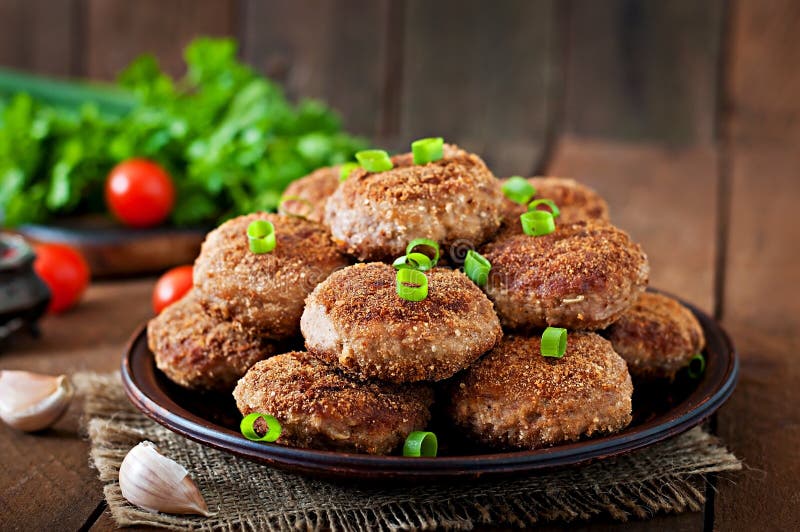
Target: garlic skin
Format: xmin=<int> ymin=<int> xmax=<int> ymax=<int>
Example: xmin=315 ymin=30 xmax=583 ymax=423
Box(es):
xmin=119 ymin=441 xmax=211 ymax=516
xmin=0 ymin=370 xmax=74 ymax=432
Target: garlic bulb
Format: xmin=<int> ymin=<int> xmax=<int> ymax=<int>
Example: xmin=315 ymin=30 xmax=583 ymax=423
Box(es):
xmin=0 ymin=370 xmax=74 ymax=432
xmin=119 ymin=441 xmax=211 ymax=516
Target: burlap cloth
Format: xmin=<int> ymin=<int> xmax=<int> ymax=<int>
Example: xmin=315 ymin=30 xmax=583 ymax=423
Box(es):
xmin=76 ymin=372 xmax=741 ymax=530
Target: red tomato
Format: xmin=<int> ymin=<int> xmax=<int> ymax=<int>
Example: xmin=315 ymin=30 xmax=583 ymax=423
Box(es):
xmin=105 ymin=159 xmax=175 ymax=228
xmin=33 ymin=244 xmax=90 ymax=314
xmin=152 ymin=265 xmax=193 ymax=314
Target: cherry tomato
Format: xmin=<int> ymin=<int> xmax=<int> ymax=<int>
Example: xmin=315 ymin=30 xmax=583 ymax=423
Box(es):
xmin=33 ymin=243 xmax=90 ymax=314
xmin=152 ymin=265 xmax=193 ymax=314
xmin=105 ymin=159 xmax=175 ymax=228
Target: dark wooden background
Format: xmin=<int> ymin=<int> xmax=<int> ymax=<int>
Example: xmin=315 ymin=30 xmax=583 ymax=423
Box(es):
xmin=1 ymin=1 xmax=799 ymax=531
xmin=0 ymin=0 xmax=726 ymax=175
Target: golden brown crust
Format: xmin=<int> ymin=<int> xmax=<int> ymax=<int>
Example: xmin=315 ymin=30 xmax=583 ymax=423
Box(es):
xmin=324 ymin=144 xmax=504 ymax=261
xmin=193 ymin=213 xmax=349 ymax=339
xmin=448 ymin=333 xmax=633 ymax=450
xmin=301 ymin=262 xmax=503 ymax=382
xmin=496 ymin=176 xmax=610 ymax=239
xmin=481 ymin=220 xmax=649 ymax=330
xmin=605 ymin=292 xmax=706 ymax=379
xmin=233 ymin=351 xmax=434 ymax=454
xmin=147 ymin=291 xmax=276 ymax=392
xmin=281 ymin=166 xmax=341 ymax=223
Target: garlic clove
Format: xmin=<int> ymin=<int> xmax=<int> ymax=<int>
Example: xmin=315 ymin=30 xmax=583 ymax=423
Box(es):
xmin=0 ymin=370 xmax=74 ymax=432
xmin=119 ymin=441 xmax=211 ymax=516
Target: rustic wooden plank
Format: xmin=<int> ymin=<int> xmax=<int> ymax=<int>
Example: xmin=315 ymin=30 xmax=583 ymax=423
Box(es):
xmin=4 ymin=279 xmax=155 ymax=363
xmin=715 ymin=305 xmax=800 ymax=530
xmin=0 ymin=403 xmax=103 ymax=531
xmin=241 ymin=0 xmax=390 ymax=137
xmin=85 ymin=0 xmax=235 ymax=80
xmin=399 ymin=0 xmax=559 ymax=176
xmin=536 ymin=512 xmax=702 ymax=531
xmin=548 ymin=137 xmax=718 ymax=314
xmin=565 ymin=0 xmax=724 ymax=144
xmin=0 ymin=0 xmax=80 ymax=77
xmin=90 ymin=511 xmax=118 ymax=531
xmin=0 ymin=279 xmax=155 ymax=531
xmin=713 ymin=149 xmax=800 ymax=529
xmin=727 ymin=0 xmax=800 ymax=144
xmin=713 ymin=2 xmax=800 ymax=529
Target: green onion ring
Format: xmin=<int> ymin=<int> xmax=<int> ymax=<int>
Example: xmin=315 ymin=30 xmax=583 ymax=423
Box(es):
xmin=528 ymin=198 xmax=561 ymax=218
xmin=520 ymin=210 xmax=555 ymax=236
xmin=688 ymin=353 xmax=706 ymax=379
xmin=501 ymin=176 xmax=536 ymax=205
xmin=411 ymin=137 xmax=444 ymax=165
xmin=247 ymin=220 xmax=276 ymax=254
xmin=406 ymin=238 xmax=440 ymax=267
xmin=355 ymin=149 xmax=393 ymax=172
xmin=278 ymin=195 xmax=315 ymax=219
xmin=339 ymin=162 xmax=360 ymax=182
xmin=396 ymin=268 xmax=428 ymax=301
xmin=392 ymin=252 xmax=433 ymax=271
xmin=240 ymin=412 xmax=282 ymax=442
xmin=464 ymin=249 xmax=491 ymax=286
xmin=403 ymin=431 xmax=438 ymax=457
xmin=541 ymin=327 xmax=568 ymax=358
xmin=392 ymin=255 xmax=417 ymax=270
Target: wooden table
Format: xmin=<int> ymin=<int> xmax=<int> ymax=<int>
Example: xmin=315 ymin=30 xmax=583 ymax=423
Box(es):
xmin=1 ymin=132 xmax=797 ymax=531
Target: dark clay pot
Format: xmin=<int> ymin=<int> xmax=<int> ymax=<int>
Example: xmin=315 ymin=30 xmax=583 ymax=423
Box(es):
xmin=0 ymin=234 xmax=50 ymax=340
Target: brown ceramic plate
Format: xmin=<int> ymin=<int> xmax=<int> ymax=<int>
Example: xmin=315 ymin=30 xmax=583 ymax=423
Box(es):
xmin=121 ymin=293 xmax=738 ymax=481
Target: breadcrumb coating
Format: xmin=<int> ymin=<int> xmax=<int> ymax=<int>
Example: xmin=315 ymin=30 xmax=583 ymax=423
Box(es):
xmin=194 ymin=213 xmax=349 ymax=339
xmin=448 ymin=332 xmax=633 ymax=450
xmin=301 ymin=262 xmax=502 ymax=383
xmin=148 ymin=291 xmax=276 ymax=392
xmin=324 ymin=144 xmax=503 ymax=262
xmin=605 ymin=291 xmax=706 ymax=379
xmin=233 ymin=351 xmax=434 ymax=454
xmin=481 ymin=220 xmax=649 ymax=330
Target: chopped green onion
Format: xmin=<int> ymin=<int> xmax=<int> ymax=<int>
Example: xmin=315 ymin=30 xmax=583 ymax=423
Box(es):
xmin=464 ymin=250 xmax=491 ymax=286
xmin=502 ymin=176 xmax=536 ymax=205
xmin=355 ymin=149 xmax=393 ymax=172
xmin=411 ymin=137 xmax=444 ymax=165
xmin=407 ymin=252 xmax=433 ymax=270
xmin=541 ymin=327 xmax=568 ymax=358
xmin=247 ymin=220 xmax=276 ymax=254
xmin=339 ymin=162 xmax=360 ymax=182
xmin=396 ymin=268 xmax=428 ymax=301
xmin=278 ymin=195 xmax=315 ymax=219
xmin=393 ymin=252 xmax=433 ymax=271
xmin=403 ymin=431 xmax=438 ymax=457
xmin=393 ymin=255 xmax=413 ymax=270
xmin=528 ymin=198 xmax=561 ymax=218
xmin=688 ymin=353 xmax=706 ymax=379
xmin=520 ymin=210 xmax=555 ymax=236
xmin=406 ymin=238 xmax=440 ymax=267
xmin=240 ymin=412 xmax=282 ymax=442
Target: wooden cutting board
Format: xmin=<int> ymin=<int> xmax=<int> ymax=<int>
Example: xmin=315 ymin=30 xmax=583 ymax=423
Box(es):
xmin=17 ymin=216 xmax=207 ymax=278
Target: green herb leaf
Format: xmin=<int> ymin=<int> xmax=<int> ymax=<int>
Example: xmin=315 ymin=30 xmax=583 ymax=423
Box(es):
xmin=0 ymin=38 xmax=367 ymax=228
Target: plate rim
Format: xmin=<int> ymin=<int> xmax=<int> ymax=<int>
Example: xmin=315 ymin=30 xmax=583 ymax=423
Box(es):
xmin=121 ymin=292 xmax=739 ymax=479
